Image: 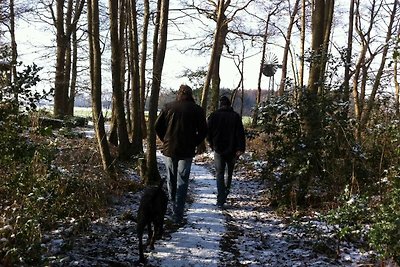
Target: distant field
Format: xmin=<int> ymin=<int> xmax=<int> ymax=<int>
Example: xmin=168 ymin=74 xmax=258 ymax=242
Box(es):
xmin=73 ymin=107 xmax=112 ymax=119
xmin=38 ymin=106 xmax=250 ymax=126
xmin=38 ymin=106 xmax=111 ymax=119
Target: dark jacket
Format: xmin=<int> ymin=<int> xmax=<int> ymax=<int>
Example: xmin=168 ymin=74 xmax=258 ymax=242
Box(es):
xmin=207 ymin=106 xmax=246 ymax=156
xmin=155 ymin=100 xmax=207 ymax=159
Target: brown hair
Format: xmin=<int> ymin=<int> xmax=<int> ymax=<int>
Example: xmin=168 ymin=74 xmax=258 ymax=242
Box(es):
xmin=177 ymin=84 xmax=194 ymax=102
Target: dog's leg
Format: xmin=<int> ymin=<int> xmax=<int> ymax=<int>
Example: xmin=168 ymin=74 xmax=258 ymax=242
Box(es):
xmin=155 ymin=218 xmax=164 ymax=239
xmin=146 ymin=222 xmax=153 ymax=247
xmin=149 ymin=222 xmax=157 ymax=250
xmin=137 ymin=225 xmax=145 ymax=263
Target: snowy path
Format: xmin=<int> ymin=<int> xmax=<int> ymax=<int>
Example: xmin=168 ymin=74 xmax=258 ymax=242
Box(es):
xmin=43 ymin=154 xmax=374 ymax=266
xmin=147 ymin=157 xmax=373 ymax=267
xmin=148 ymin=163 xmax=225 ymax=266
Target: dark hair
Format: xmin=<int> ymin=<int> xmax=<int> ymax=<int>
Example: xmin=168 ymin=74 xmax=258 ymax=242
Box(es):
xmin=177 ymin=84 xmax=194 ymax=102
xmin=219 ymin=95 xmax=231 ymax=107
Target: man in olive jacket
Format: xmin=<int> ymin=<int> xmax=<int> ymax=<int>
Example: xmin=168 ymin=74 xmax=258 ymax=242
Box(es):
xmin=207 ymin=96 xmax=246 ymax=208
xmin=155 ymin=84 xmax=207 ymax=223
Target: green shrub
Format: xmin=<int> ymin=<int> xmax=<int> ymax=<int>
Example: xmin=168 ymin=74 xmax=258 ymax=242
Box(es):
xmin=258 ymin=92 xmax=356 ymax=205
xmin=368 ymin=178 xmax=400 ymax=263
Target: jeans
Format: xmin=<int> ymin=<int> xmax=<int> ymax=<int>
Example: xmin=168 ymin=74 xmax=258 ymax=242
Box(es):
xmin=214 ymin=152 xmax=236 ymax=205
xmin=163 ymin=156 xmax=193 ymax=221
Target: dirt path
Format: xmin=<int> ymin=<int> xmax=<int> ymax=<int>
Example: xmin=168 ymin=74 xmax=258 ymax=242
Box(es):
xmin=44 ymin=155 xmax=373 ymax=266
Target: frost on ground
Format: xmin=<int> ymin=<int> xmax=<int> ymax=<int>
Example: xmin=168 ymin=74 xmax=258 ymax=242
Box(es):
xmin=148 ymin=163 xmax=225 ymax=267
xmin=43 ymin=153 xmax=375 ymax=266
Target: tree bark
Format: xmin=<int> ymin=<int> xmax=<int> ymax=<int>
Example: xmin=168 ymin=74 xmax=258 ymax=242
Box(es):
xmin=109 ymin=0 xmax=132 ymax=160
xmin=53 ymin=0 xmax=85 ymax=117
xmin=201 ymin=0 xmax=226 ymax=114
xmin=300 ymin=0 xmax=334 ymax=204
xmin=140 ymin=0 xmax=150 ymax=139
xmin=67 ymin=29 xmax=78 ymax=115
xmin=146 ymin=0 xmax=169 ymax=184
xmin=210 ymin=12 xmax=229 ymax=113
xmin=128 ymin=0 xmax=143 ymax=155
xmin=343 ymin=0 xmax=355 ymax=104
xmin=278 ymin=0 xmax=300 ymax=96
xmin=298 ymin=0 xmax=306 ymax=91
xmin=54 ymin=0 xmax=68 ymax=117
xmin=395 ymin=25 xmax=400 ymax=116
xmin=88 ymin=0 xmax=114 ymax=175
xmin=10 ymin=0 xmax=18 ymax=107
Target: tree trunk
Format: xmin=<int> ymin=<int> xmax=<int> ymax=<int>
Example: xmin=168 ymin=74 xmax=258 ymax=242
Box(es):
xmin=395 ymin=57 xmax=399 ymax=116
xmin=318 ymin=0 xmax=334 ymax=95
xmin=53 ymin=0 xmax=85 ymax=118
xmin=146 ymin=0 xmax=169 ymax=185
xmin=278 ymin=0 xmax=300 ymax=96
xmin=342 ymin=0 xmax=355 ymax=104
xmin=298 ymin=0 xmax=306 ymax=91
xmin=64 ymin=30 xmax=72 ymax=114
xmin=54 ymin=0 xmax=68 ymax=117
xmin=68 ymin=29 xmax=78 ymax=116
xmin=109 ymin=0 xmax=132 ymax=160
xmin=108 ymin=101 xmax=119 ymax=146
xmin=210 ymin=15 xmax=229 ymax=113
xmin=300 ymin=0 xmax=334 ymax=205
xmin=10 ymin=0 xmax=18 ymax=107
xmin=88 ymin=0 xmax=114 ymax=175
xmin=125 ymin=28 xmax=132 ymax=134
xmin=252 ymin=7 xmax=277 ymax=127
xmin=140 ymin=0 xmax=150 ymax=139
xmin=128 ymin=0 xmax=143 ymax=155
xmin=395 ymin=25 xmax=400 ymax=116
xmin=201 ymin=0 xmax=226 ymax=114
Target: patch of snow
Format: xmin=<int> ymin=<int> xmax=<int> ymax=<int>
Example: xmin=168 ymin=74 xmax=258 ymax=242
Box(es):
xmin=42 ymin=154 xmax=376 ymax=266
xmin=149 ymin=164 xmax=225 ymax=266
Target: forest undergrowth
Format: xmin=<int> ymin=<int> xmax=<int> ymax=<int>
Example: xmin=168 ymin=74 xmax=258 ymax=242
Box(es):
xmin=1 ymin=92 xmax=399 ymax=266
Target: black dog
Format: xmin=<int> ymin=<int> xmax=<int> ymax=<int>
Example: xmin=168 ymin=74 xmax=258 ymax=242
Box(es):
xmin=137 ymin=179 xmax=168 ymax=263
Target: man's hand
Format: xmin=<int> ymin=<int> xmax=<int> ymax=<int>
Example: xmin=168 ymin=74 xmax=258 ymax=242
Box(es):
xmin=235 ymin=151 xmax=244 ymax=158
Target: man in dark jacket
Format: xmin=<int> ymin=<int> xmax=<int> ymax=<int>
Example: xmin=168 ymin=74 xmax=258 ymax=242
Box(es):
xmin=207 ymin=96 xmax=246 ymax=208
xmin=155 ymin=84 xmax=207 ymax=223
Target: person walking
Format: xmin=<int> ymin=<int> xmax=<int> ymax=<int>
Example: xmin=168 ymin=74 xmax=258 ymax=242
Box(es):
xmin=155 ymin=84 xmax=207 ymax=224
xmin=207 ymin=95 xmax=246 ymax=208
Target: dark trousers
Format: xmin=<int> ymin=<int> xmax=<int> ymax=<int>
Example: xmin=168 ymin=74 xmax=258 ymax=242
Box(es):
xmin=214 ymin=152 xmax=236 ymax=205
